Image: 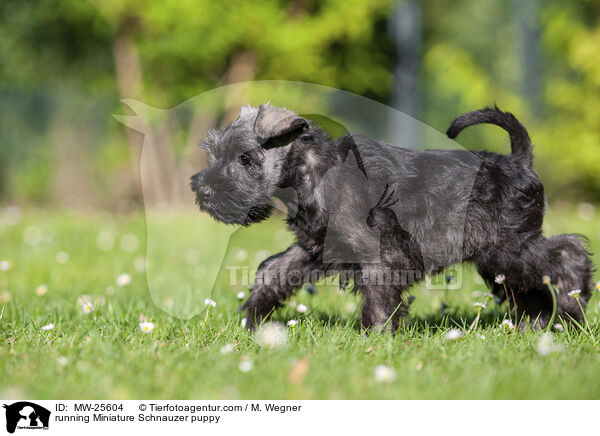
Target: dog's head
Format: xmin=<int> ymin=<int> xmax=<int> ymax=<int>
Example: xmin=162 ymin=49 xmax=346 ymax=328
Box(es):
xmin=190 ymin=104 xmax=309 ymax=225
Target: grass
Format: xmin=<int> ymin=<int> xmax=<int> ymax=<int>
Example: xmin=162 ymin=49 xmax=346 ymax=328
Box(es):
xmin=0 ymin=205 xmax=599 ymax=399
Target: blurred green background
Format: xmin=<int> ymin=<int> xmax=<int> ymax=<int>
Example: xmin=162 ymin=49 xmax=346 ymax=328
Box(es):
xmin=1 ymin=0 xmax=600 ymax=209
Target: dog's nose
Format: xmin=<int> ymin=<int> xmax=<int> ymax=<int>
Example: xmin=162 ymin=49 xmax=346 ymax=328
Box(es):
xmin=196 ymin=186 xmax=213 ymax=201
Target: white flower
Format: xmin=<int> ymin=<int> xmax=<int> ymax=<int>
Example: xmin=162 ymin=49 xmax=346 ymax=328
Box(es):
xmin=501 ymin=319 xmax=514 ymax=330
xmin=296 ymin=303 xmax=307 ymax=313
xmin=0 ymin=260 xmax=13 ymax=272
xmin=477 ymin=333 xmax=486 ymax=340
xmin=494 ymin=274 xmax=505 ymax=284
xmin=536 ymin=333 xmax=564 ymax=355
xmin=238 ymin=360 xmax=253 ymax=373
xmin=220 ymin=344 xmax=234 ymax=354
xmin=473 ymin=302 xmax=486 ymax=309
xmin=483 ymin=292 xmax=494 ymax=299
xmin=134 ymin=256 xmax=146 ymax=272
xmin=235 ymin=249 xmax=248 ymax=262
xmin=553 ymin=323 xmax=564 ymax=332
xmin=139 ymin=322 xmax=154 ymax=333
xmin=81 ymin=302 xmax=94 ymax=313
xmin=120 ymin=233 xmax=139 ymax=253
xmin=23 ymin=226 xmax=43 ymax=245
xmin=374 ymin=365 xmax=396 ymax=383
xmin=288 ymin=300 xmax=297 ymax=308
xmin=595 ymin=281 xmax=600 ymax=292
xmin=0 ymin=290 xmax=11 ymax=304
xmin=35 ymin=284 xmax=48 ymax=297
xmin=445 ymin=328 xmax=463 ymax=340
xmin=40 ymin=323 xmax=54 ymax=331
xmin=287 ymin=319 xmax=298 ymax=327
xmin=96 ymin=231 xmax=115 ymax=251
xmin=344 ymin=302 xmax=357 ymax=313
xmin=254 ymin=323 xmax=288 ymax=348
xmin=116 ymin=273 xmax=132 ymax=287
xmin=240 ymin=318 xmax=247 ymax=328
xmin=568 ymin=289 xmax=581 ymax=299
xmin=236 ymin=291 xmax=246 ymax=300
xmin=56 ymin=356 xmax=68 ymax=366
xmin=55 ymin=251 xmax=69 ymax=264
xmin=204 ymin=298 xmax=216 ymax=308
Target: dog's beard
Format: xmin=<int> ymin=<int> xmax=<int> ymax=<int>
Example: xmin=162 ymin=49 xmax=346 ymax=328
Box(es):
xmin=196 ymin=195 xmax=274 ymax=226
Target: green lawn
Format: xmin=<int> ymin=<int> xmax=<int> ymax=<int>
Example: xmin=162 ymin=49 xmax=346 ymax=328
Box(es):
xmin=1 ymin=206 xmax=599 ymax=399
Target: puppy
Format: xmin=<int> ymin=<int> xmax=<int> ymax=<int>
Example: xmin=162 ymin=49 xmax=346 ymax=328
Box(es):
xmin=191 ymin=104 xmax=594 ymax=330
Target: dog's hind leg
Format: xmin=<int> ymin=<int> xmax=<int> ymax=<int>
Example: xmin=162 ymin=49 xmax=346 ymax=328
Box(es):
xmin=242 ymin=243 xmax=320 ymax=330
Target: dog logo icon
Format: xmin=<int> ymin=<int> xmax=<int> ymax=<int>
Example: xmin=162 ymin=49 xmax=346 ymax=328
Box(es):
xmin=2 ymin=402 xmax=50 ymax=433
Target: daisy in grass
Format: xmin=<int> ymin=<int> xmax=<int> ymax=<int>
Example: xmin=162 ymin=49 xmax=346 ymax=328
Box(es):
xmin=445 ymin=328 xmax=463 ymax=340
xmin=374 ymin=365 xmax=396 ymax=383
xmin=139 ymin=322 xmax=154 ymax=333
xmin=254 ymin=323 xmax=287 ymax=349
xmin=116 ymin=273 xmax=132 ymax=287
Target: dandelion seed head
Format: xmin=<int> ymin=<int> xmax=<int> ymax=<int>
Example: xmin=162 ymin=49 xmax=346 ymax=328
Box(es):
xmin=254 ymin=323 xmax=288 ymax=348
xmin=445 ymin=328 xmax=463 ymax=340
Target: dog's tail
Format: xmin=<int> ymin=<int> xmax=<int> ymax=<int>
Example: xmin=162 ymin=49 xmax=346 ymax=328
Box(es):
xmin=446 ymin=106 xmax=532 ymax=166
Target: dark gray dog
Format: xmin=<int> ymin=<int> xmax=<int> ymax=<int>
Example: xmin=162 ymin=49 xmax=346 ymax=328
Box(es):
xmin=191 ymin=104 xmax=594 ymax=330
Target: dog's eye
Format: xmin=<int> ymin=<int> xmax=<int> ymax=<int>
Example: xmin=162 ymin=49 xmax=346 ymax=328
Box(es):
xmin=238 ymin=153 xmax=251 ymax=167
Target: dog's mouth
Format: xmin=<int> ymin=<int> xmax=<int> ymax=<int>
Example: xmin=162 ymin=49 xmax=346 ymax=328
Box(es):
xmin=194 ymin=192 xmax=274 ymax=226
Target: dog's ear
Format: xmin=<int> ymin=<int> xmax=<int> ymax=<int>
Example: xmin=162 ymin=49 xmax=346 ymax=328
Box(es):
xmin=239 ymin=105 xmax=258 ymax=118
xmin=254 ymin=104 xmax=308 ymax=148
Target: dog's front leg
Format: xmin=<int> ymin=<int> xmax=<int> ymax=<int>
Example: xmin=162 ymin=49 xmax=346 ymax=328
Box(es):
xmin=359 ymin=265 xmax=408 ymax=331
xmin=242 ymin=243 xmax=316 ymax=330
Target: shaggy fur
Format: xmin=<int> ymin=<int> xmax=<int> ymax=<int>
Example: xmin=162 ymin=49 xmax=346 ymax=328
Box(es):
xmin=191 ymin=104 xmax=594 ymax=330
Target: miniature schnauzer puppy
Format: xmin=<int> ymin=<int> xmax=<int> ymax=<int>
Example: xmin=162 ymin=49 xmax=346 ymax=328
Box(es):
xmin=191 ymin=104 xmax=594 ymax=330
